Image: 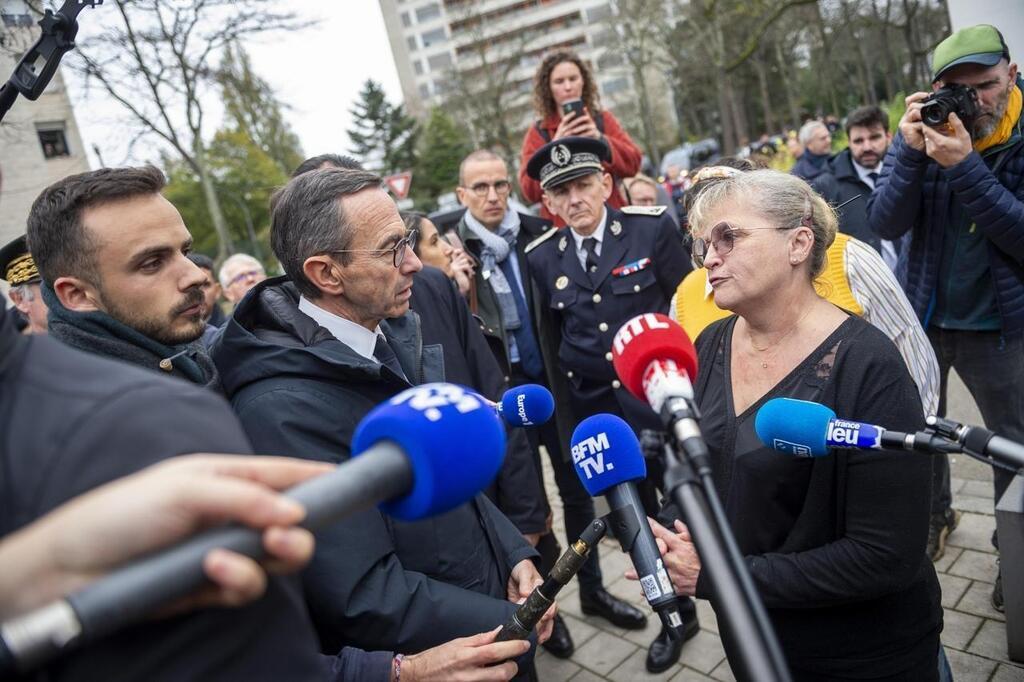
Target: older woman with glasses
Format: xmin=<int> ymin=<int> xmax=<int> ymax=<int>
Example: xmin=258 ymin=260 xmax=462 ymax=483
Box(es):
xmin=642 ymin=170 xmax=942 ymax=681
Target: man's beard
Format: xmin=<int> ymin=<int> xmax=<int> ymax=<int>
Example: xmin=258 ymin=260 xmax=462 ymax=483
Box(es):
xmin=973 ymin=84 xmax=1012 ymax=141
xmin=101 ymin=286 xmax=206 ymax=346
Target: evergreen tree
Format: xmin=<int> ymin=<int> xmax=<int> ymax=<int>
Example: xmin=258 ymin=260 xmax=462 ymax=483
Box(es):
xmin=347 ymin=79 xmax=418 ymax=175
xmin=411 ymin=107 xmax=472 ymax=209
xmin=219 ymin=43 xmax=305 ymax=176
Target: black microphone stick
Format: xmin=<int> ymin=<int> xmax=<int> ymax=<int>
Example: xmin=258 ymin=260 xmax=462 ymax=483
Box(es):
xmin=497 ymin=518 xmax=607 ymax=641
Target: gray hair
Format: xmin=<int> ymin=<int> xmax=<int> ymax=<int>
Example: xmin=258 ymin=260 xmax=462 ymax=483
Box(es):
xmin=218 ymin=253 xmax=265 ymax=289
xmin=9 ymin=283 xmax=35 ymax=302
xmin=798 ymin=120 xmax=828 ymax=145
xmin=270 ymin=168 xmax=383 ymax=299
xmin=688 ymin=169 xmax=838 ymax=278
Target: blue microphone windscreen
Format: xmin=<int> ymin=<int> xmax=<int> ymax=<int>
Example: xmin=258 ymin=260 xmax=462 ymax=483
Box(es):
xmin=500 ymin=384 xmax=554 ymax=426
xmin=570 ymin=413 xmax=646 ymax=496
xmin=754 ymin=398 xmax=836 ymax=458
xmin=352 ymin=383 xmax=506 ymax=520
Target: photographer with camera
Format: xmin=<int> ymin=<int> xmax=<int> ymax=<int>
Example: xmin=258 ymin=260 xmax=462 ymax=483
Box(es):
xmin=867 ymin=24 xmax=1023 ymax=611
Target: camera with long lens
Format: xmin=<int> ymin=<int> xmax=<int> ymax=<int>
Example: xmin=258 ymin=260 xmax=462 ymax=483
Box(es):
xmin=920 ymin=84 xmax=980 ymax=129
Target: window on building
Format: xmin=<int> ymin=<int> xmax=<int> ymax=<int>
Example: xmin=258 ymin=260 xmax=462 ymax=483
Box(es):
xmin=602 ymin=77 xmax=629 ymax=96
xmin=418 ymin=83 xmax=431 ymax=100
xmin=36 ymin=124 xmax=70 ymax=159
xmin=427 ymin=52 xmax=452 ymax=70
xmin=421 ymin=27 xmax=446 ymax=48
xmin=597 ymin=51 xmax=624 ymax=69
xmin=413 ymin=59 xmax=424 ymax=76
xmin=585 ymin=3 xmax=611 ymax=23
xmin=415 ymin=3 xmax=441 ymax=22
xmin=407 ymin=35 xmax=418 ymax=52
xmin=401 ymin=11 xmax=411 ymax=27
xmin=434 ymin=78 xmax=451 ymax=96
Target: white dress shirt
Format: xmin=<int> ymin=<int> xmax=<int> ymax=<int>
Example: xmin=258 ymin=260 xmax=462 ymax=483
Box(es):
xmin=298 ymin=295 xmax=382 ymax=361
xmin=569 ymin=208 xmax=608 ymax=272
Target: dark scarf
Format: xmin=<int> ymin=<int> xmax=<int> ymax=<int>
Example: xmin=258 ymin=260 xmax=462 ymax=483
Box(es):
xmin=804 ymin=150 xmax=830 ymax=168
xmin=42 ymin=284 xmax=219 ymax=390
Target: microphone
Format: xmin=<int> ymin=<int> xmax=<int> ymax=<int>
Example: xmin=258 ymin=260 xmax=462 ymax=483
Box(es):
xmin=611 ymin=313 xmax=707 ymax=470
xmin=570 ymin=414 xmax=686 ymax=635
xmin=754 ymin=397 xmax=961 ymax=457
xmin=926 ymin=416 xmax=1024 ymax=471
xmin=1 ymin=382 xmax=505 ymax=674
xmin=495 ymin=384 xmax=555 ymax=427
xmin=497 ymin=518 xmax=607 ymax=641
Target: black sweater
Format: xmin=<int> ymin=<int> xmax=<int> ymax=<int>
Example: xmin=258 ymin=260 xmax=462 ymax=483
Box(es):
xmin=690 ymin=315 xmax=941 ymax=680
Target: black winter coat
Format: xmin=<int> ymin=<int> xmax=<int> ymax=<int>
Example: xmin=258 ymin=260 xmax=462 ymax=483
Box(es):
xmin=812 ymin=149 xmax=883 ymax=254
xmin=0 ymin=307 xmax=324 ymax=682
xmin=210 ymin=279 xmax=537 ymax=657
xmin=410 ymin=266 xmax=547 ymax=535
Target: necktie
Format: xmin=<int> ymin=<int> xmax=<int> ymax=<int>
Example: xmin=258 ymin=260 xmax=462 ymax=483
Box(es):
xmin=582 ymin=237 xmax=600 ymax=276
xmin=867 ymin=172 xmax=879 ymax=188
xmin=374 ymin=335 xmax=407 ymax=382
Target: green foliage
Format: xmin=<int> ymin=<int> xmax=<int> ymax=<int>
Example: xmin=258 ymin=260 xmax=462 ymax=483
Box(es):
xmin=347 ymin=79 xmax=419 ymax=175
xmin=219 ymin=43 xmax=305 ymax=176
xmin=165 ymin=128 xmax=288 ymax=267
xmin=410 ymin=107 xmax=472 ymax=210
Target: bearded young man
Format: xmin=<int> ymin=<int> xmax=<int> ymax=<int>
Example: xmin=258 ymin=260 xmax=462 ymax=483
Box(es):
xmin=867 ymin=24 xmax=1024 ymax=611
xmin=27 ymin=166 xmax=219 ymax=388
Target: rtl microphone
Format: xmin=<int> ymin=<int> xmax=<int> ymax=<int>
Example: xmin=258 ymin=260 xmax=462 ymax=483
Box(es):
xmin=754 ymin=397 xmax=960 ymax=458
xmin=611 ymin=313 xmax=708 ymax=470
xmin=1 ymin=382 xmax=505 ymax=674
xmin=495 ymin=384 xmax=555 ymax=427
xmin=570 ymin=414 xmax=686 ymax=636
xmin=497 ymin=518 xmax=607 ymax=641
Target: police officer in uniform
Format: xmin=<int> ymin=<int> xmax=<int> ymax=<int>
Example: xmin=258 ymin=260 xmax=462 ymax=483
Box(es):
xmin=525 ymin=136 xmax=699 ymax=672
xmin=0 ymin=235 xmax=47 ymax=334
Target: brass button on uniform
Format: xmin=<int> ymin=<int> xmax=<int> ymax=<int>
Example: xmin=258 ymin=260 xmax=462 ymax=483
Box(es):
xmin=592 ymin=293 xmax=602 ymax=303
xmin=599 ymin=322 xmax=608 ymax=332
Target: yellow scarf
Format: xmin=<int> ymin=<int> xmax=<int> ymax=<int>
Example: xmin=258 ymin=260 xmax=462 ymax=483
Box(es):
xmin=975 ymin=84 xmax=1022 ymax=153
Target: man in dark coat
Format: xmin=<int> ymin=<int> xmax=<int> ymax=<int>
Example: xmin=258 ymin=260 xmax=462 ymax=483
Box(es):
xmin=209 ymin=168 xmax=546 ymax=669
xmin=813 ymin=105 xmax=903 ymax=268
xmin=525 ymin=136 xmax=698 ymax=672
xmin=453 ymin=149 xmax=577 ymax=657
xmin=791 ymin=120 xmax=833 ymax=182
xmin=0 ymin=304 xmax=328 ymax=682
xmin=26 ymin=166 xmax=218 ymax=388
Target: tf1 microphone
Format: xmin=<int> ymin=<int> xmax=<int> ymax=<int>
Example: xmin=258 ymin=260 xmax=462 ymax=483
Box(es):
xmin=570 ymin=414 xmax=685 ymax=634
xmin=497 ymin=518 xmax=607 ymax=641
xmin=754 ymin=397 xmax=960 ymax=458
xmin=495 ymin=383 xmax=555 ymax=427
xmin=611 ymin=313 xmax=707 ymax=470
xmin=1 ymin=382 xmax=505 ymax=674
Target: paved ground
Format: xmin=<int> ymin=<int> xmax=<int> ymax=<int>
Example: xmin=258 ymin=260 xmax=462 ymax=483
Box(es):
xmin=535 ymin=371 xmax=1024 ymax=681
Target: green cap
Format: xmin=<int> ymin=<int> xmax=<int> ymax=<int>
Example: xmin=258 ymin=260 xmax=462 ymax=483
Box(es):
xmin=932 ymin=24 xmax=1010 ymax=82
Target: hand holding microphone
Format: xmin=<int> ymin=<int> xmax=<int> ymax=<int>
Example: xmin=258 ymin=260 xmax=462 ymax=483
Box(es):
xmin=626 ymin=518 xmax=701 ymax=596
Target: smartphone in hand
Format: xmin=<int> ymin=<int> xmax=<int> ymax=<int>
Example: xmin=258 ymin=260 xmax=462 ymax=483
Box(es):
xmin=561 ymin=99 xmax=585 ymax=118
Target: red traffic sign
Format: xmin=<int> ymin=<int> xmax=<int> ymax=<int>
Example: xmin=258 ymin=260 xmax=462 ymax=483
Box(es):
xmin=384 ymin=171 xmax=412 ymax=199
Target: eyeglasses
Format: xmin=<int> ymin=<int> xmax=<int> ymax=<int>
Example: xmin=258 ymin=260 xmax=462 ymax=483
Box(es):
xmin=691 ymin=222 xmax=788 ymax=268
xmin=227 ymin=269 xmax=265 ymax=288
xmin=464 ymin=180 xmax=511 ymax=197
xmin=331 ymin=229 xmax=418 ymax=268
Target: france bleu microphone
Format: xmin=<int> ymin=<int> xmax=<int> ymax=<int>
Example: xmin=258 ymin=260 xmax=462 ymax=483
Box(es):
xmin=754 ymin=397 xmax=959 ymax=458
xmin=1 ymin=383 xmax=506 ymax=674
xmin=495 ymin=384 xmax=555 ymax=427
xmin=571 ymin=414 xmax=686 ymax=634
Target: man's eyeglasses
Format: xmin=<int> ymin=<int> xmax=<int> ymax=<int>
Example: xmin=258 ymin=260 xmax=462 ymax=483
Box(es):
xmin=227 ymin=269 xmax=265 ymax=288
xmin=331 ymin=229 xmax=418 ymax=268
xmin=691 ymin=222 xmax=788 ymax=268
xmin=464 ymin=180 xmax=511 ymax=197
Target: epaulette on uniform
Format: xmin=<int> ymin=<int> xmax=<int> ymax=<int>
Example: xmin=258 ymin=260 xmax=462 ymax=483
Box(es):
xmin=620 ymin=205 xmax=667 ymax=216
xmin=525 ymin=226 xmax=560 ymax=254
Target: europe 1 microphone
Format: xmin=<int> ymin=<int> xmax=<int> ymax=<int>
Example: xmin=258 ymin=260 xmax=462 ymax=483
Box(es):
xmin=0 ymin=383 xmax=507 ymax=675
xmin=494 ymin=383 xmax=555 ymax=427
xmin=611 ymin=313 xmax=710 ymax=471
xmin=754 ymin=397 xmax=963 ymax=458
xmin=570 ymin=413 xmax=686 ymax=636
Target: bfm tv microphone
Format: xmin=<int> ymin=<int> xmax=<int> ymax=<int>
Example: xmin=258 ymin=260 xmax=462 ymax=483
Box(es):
xmin=495 ymin=384 xmax=555 ymax=427
xmin=611 ymin=313 xmax=708 ymax=469
xmin=570 ymin=414 xmax=686 ymax=635
xmin=1 ymin=383 xmax=506 ymax=674
xmin=754 ymin=397 xmax=961 ymax=458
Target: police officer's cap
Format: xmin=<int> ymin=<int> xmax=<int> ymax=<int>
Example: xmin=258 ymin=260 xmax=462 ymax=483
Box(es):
xmin=0 ymin=235 xmax=40 ymax=286
xmin=526 ymin=136 xmax=611 ymax=190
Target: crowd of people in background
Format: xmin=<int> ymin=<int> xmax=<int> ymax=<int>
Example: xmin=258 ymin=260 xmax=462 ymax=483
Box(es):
xmin=1 ymin=21 xmax=1022 ymax=682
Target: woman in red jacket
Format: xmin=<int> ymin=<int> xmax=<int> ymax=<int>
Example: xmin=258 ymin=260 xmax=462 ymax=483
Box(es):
xmin=518 ymin=50 xmax=643 ymax=226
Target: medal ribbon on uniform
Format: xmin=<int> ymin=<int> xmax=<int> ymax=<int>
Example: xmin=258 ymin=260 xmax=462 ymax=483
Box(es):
xmin=612 ymin=258 xmax=651 ymax=278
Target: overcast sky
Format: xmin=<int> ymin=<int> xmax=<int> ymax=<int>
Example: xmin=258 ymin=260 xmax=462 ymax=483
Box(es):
xmin=66 ymin=1 xmax=403 ymax=168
